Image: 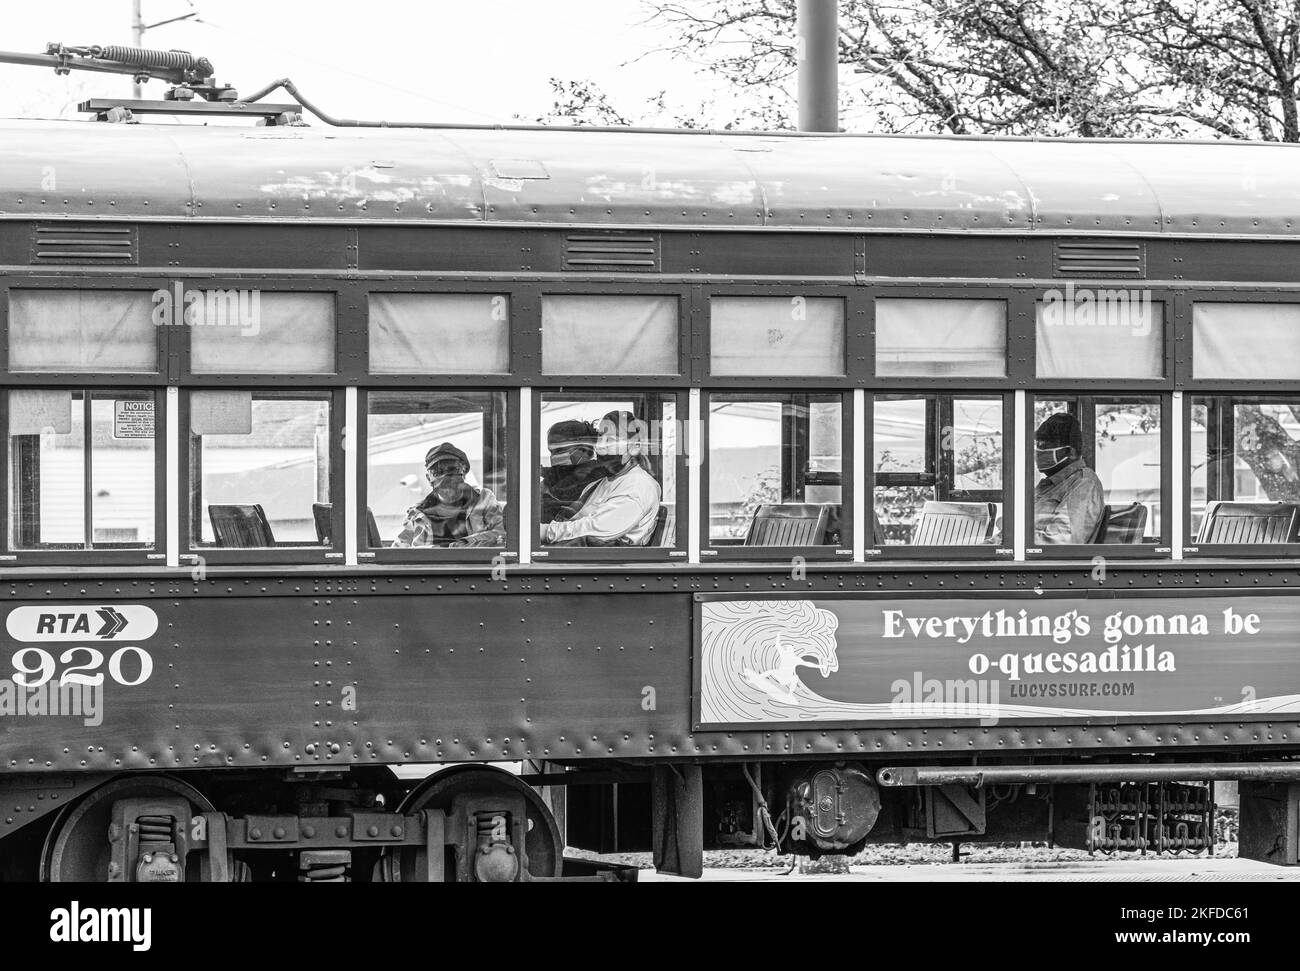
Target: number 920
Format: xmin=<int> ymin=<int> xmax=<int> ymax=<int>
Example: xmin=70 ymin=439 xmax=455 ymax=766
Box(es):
xmin=10 ymin=646 xmax=153 ymax=688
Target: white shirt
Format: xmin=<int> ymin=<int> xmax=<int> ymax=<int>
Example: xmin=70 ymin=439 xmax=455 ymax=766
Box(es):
xmin=542 ymin=464 xmax=661 ymax=546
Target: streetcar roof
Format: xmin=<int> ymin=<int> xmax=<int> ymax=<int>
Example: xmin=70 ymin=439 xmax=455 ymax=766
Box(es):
xmin=1 ymin=118 xmax=1298 ymax=237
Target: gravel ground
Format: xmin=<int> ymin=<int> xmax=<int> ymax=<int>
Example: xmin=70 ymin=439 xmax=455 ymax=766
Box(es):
xmin=578 ymin=810 xmax=1239 ymax=871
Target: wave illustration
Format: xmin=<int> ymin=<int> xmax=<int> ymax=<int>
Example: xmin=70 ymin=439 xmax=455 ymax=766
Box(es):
xmin=699 ymin=600 xmax=1300 ymax=724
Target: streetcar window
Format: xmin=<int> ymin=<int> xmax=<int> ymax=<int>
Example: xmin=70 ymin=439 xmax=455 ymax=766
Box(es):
xmin=873 ymin=394 xmax=1003 ymax=546
xmin=709 ymin=296 xmax=845 ymax=376
xmin=1035 ymin=295 xmax=1162 ymax=378
xmin=8 ymin=289 xmax=156 ymax=373
xmin=538 ymin=393 xmax=677 ymax=549
xmin=708 ymin=393 xmax=842 ymax=548
xmin=189 ymin=291 xmax=334 ymax=374
xmin=8 ymin=389 xmax=156 ymax=550
xmin=1193 ymin=304 xmax=1300 ymax=380
xmin=366 ymin=391 xmax=508 ymax=549
xmin=189 ymin=391 xmax=331 ymax=548
xmin=541 ymin=295 xmax=678 ymax=375
xmin=1030 ymin=396 xmax=1162 ymax=546
xmin=369 ymin=293 xmax=510 ymax=375
xmin=875 ymin=299 xmax=1005 ymax=378
xmin=1190 ymin=397 xmax=1300 ymax=544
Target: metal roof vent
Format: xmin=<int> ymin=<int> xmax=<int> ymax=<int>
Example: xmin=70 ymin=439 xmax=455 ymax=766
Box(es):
xmin=1054 ymin=239 xmax=1144 ymax=278
xmin=563 ymin=231 xmax=660 ymax=272
xmin=31 ymin=223 xmax=137 ymax=264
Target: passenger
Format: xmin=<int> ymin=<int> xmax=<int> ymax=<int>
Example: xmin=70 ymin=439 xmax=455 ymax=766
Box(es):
xmin=540 ymin=419 xmax=615 ymax=523
xmin=541 ymin=411 xmax=661 ymax=547
xmin=1034 ymin=414 xmax=1104 ymax=545
xmin=391 ymin=442 xmax=505 ymax=548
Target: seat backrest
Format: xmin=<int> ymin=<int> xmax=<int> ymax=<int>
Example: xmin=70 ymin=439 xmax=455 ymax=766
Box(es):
xmin=312 ymin=502 xmax=332 ymax=543
xmin=209 ymin=504 xmax=275 ymax=548
xmin=649 ymin=504 xmax=675 ymax=547
xmin=314 ymin=502 xmax=384 ymax=547
xmin=910 ymin=500 xmax=991 ymax=546
xmin=1197 ymin=501 xmax=1300 ymax=545
xmin=1095 ymin=502 xmax=1148 ymax=544
xmin=744 ymin=503 xmax=830 ymax=547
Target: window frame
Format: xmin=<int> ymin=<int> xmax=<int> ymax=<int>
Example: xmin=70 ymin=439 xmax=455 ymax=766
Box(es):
xmin=867 ymin=391 xmax=1015 ymax=561
xmin=531 ymin=387 xmax=688 ymax=563
xmin=179 ymin=387 xmax=345 ymax=565
xmin=173 ymin=277 xmax=349 ymax=386
xmin=532 ymin=284 xmax=691 ymax=387
xmin=1025 ymin=285 xmax=1176 ymax=392
xmin=358 ymin=388 xmax=519 ymax=563
xmin=701 ymin=389 xmax=854 ymax=563
xmin=0 ymin=385 xmax=168 ymax=565
xmin=363 ymin=281 xmax=517 ymax=387
xmin=869 ymin=287 xmax=1017 ymax=388
xmin=1183 ymin=392 xmax=1300 ymax=559
xmin=1024 ymin=392 xmax=1172 ymax=560
xmin=701 ymin=284 xmax=858 ymax=387
xmin=1183 ymin=291 xmax=1300 ymax=392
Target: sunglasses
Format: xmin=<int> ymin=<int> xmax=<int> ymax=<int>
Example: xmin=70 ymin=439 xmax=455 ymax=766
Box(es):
xmin=426 ymin=460 xmax=467 ymax=476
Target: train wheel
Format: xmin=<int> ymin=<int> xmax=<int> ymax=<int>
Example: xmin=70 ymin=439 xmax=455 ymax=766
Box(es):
xmin=378 ymin=765 xmax=563 ymax=882
xmin=40 ymin=775 xmax=231 ymax=882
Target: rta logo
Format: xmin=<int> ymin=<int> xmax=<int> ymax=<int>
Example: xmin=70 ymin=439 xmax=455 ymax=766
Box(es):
xmin=6 ymin=604 xmax=159 ymax=643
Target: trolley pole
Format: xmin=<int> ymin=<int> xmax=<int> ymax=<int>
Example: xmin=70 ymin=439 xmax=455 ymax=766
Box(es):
xmin=797 ymin=0 xmax=839 ymax=132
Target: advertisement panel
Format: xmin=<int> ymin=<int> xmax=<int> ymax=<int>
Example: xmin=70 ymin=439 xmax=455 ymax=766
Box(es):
xmin=696 ymin=593 xmax=1300 ymax=727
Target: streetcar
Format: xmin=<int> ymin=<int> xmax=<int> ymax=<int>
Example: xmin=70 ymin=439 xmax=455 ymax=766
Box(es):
xmin=3 ymin=45 xmax=1300 ymax=882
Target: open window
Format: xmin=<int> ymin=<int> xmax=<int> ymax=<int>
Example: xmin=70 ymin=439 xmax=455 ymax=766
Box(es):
xmin=187 ymin=390 xmax=334 ymax=554
xmin=8 ymin=389 xmax=158 ymax=556
xmin=364 ymin=390 xmax=510 ymax=556
xmin=535 ymin=391 xmax=680 ymax=559
xmin=872 ymin=394 xmax=1007 ymax=554
xmin=1190 ymin=396 xmax=1300 ymax=552
xmin=706 ymin=392 xmax=846 ymax=557
xmin=1028 ymin=395 xmax=1164 ymax=553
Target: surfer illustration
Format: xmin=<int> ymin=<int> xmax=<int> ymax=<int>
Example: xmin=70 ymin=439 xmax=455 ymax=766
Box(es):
xmin=742 ymin=632 xmax=837 ymax=704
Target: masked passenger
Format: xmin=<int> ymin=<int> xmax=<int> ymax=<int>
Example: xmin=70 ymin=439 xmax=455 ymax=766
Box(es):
xmin=391 ymin=442 xmax=505 ymax=548
xmin=541 ymin=411 xmax=661 ymax=547
xmin=540 ymin=419 xmax=617 ymax=523
xmin=1033 ymin=413 xmax=1104 ymax=545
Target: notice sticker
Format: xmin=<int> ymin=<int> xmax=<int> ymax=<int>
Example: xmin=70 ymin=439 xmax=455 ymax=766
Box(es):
xmin=113 ymin=400 xmax=155 ymax=439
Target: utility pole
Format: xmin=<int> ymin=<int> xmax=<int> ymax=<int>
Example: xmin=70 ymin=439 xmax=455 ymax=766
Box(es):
xmin=130 ymin=1 xmax=200 ymax=99
xmin=131 ymin=0 xmax=145 ymax=98
xmin=797 ymin=0 xmax=839 ymax=132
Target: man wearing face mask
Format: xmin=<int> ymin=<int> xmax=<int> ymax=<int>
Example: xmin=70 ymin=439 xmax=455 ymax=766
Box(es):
xmin=540 ymin=419 xmax=616 ymax=523
xmin=1034 ymin=413 xmax=1104 ymax=545
xmin=391 ymin=442 xmax=505 ymax=548
xmin=541 ymin=410 xmax=661 ymax=547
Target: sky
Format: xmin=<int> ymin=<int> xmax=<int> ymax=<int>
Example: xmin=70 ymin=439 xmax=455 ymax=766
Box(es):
xmin=0 ymin=0 xmax=729 ymax=123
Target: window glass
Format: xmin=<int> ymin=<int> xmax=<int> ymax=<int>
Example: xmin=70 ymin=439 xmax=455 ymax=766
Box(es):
xmin=538 ymin=393 xmax=676 ymax=548
xmin=190 ymin=392 xmax=331 ymax=548
xmin=190 ymin=290 xmax=334 ymax=374
xmin=369 ymin=293 xmax=510 ymax=375
xmin=876 ymin=299 xmax=1005 ymax=377
xmin=9 ymin=289 xmax=156 ymax=373
xmin=1190 ymin=396 xmax=1300 ymax=543
xmin=541 ymin=295 xmax=678 ymax=375
xmin=872 ymin=394 xmax=1003 ymax=546
xmin=1035 ymin=294 xmax=1162 ymax=378
xmin=9 ymin=389 xmax=156 ymax=550
xmin=367 ymin=391 xmax=507 ymax=549
xmin=710 ymin=296 xmax=845 ymax=376
xmin=708 ymin=393 xmax=842 ymax=547
xmin=1193 ymin=304 xmax=1300 ymax=380
xmin=1030 ymin=396 xmax=1161 ymax=546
